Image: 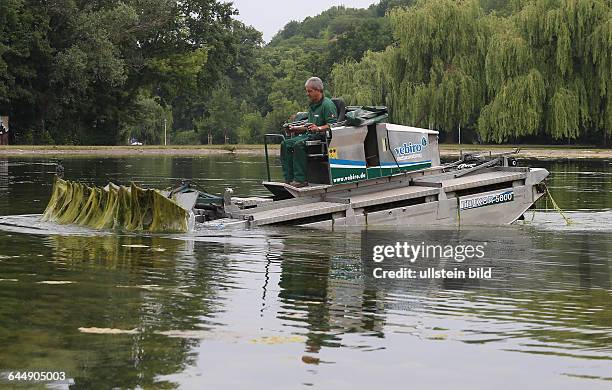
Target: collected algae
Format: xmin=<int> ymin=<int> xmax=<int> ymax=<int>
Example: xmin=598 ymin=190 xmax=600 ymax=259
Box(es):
xmin=42 ymin=176 xmax=190 ymax=233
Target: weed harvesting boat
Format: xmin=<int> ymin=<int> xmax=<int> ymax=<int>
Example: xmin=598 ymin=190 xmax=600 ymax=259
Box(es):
xmin=39 ymin=105 xmax=549 ymax=232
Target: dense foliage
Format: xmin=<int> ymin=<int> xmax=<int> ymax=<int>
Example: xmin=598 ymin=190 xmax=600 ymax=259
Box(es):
xmin=0 ymin=0 xmax=258 ymax=144
xmin=1 ymin=0 xmax=610 ymax=145
xmin=333 ymin=0 xmax=612 ymax=145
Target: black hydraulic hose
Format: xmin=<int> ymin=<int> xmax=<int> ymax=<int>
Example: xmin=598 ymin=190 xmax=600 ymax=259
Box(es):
xmin=385 ymin=129 xmax=402 ymax=172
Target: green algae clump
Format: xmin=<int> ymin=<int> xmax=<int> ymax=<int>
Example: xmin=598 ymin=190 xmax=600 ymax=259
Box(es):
xmin=42 ymin=177 xmax=190 ymax=233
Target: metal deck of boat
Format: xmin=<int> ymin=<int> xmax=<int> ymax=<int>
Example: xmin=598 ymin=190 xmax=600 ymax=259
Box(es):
xmin=233 ymin=166 xmax=541 ymax=227
xmin=236 ymin=201 xmax=349 ymax=226
xmin=262 ymin=166 xmax=439 ymax=199
xmin=413 ymin=168 xmax=528 ymax=192
xmin=262 ymin=181 xmax=332 ymax=200
xmin=326 ymin=185 xmax=439 ymax=208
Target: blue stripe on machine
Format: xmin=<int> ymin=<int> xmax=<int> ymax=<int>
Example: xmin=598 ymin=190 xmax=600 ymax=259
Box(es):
xmin=329 ymin=159 xmax=367 ymax=167
xmin=380 ymin=160 xmax=431 ymax=167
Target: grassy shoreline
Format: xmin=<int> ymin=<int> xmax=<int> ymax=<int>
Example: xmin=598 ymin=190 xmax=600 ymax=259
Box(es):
xmin=1 ymin=144 xmax=611 ymax=159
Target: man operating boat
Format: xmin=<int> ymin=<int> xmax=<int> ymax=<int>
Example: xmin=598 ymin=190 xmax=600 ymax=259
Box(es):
xmin=281 ymin=77 xmax=338 ymax=188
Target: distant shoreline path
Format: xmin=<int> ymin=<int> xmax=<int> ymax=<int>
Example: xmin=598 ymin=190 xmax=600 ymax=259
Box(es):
xmin=1 ymin=145 xmax=611 ymax=159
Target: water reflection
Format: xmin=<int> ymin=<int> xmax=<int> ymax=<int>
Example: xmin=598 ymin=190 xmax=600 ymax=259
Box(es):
xmin=0 ymin=157 xmax=611 ymax=388
xmin=0 ymin=159 xmax=8 ymax=213
xmin=0 ymin=225 xmax=611 ymax=387
xmin=270 ymin=228 xmax=612 ymax=359
xmin=0 ymin=233 xmax=210 ymax=388
xmin=527 ymin=158 xmax=612 ymax=210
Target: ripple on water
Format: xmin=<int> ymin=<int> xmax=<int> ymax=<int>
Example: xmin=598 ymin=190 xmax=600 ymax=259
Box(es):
xmin=0 ymin=157 xmax=611 ymax=388
xmin=521 ymin=210 xmax=612 ymax=231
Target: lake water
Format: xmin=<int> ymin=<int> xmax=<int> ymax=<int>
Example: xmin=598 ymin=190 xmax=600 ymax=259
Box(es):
xmin=0 ymin=156 xmax=610 ymax=389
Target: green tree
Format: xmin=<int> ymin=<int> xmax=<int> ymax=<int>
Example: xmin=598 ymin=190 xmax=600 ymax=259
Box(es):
xmin=479 ymin=0 xmax=612 ymax=143
xmin=237 ymin=110 xmax=266 ymax=143
xmin=334 ymin=0 xmax=486 ymax=139
xmin=260 ymin=48 xmax=313 ymax=134
xmin=331 ymin=50 xmax=387 ymax=106
xmin=121 ymin=95 xmax=171 ymax=145
xmin=326 ymin=18 xmax=392 ymax=66
xmin=196 ymin=86 xmax=240 ymax=144
xmin=170 ymin=20 xmax=264 ymax=132
xmin=0 ymin=0 xmax=241 ymax=144
xmin=333 ymin=0 xmax=612 ymax=145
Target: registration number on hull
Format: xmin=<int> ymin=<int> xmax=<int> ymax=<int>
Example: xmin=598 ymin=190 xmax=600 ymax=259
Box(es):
xmin=460 ymin=190 xmax=514 ymax=211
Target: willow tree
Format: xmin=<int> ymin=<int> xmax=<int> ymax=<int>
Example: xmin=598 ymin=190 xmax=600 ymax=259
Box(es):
xmin=389 ymin=0 xmax=487 ymax=132
xmin=333 ymin=0 xmax=487 ymax=136
xmin=479 ymin=0 xmax=612 ymax=143
xmin=478 ymin=16 xmax=546 ymax=142
xmin=333 ymin=0 xmax=611 ymax=145
xmin=331 ymin=49 xmax=388 ymax=106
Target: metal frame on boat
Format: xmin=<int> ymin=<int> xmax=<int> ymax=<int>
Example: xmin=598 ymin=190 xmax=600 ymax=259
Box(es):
xmin=195 ymin=121 xmax=549 ymax=229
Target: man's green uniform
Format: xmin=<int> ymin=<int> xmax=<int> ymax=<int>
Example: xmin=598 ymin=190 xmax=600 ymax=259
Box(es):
xmin=281 ymin=97 xmax=338 ymax=183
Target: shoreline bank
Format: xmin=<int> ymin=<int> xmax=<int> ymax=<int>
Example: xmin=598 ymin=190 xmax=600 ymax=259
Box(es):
xmin=1 ymin=144 xmax=611 ymax=159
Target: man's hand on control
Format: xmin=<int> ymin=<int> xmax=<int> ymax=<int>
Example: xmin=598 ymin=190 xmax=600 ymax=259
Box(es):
xmin=288 ymin=124 xmax=326 ymax=135
xmin=288 ymin=125 xmax=304 ymax=136
xmin=308 ymin=124 xmax=328 ymax=132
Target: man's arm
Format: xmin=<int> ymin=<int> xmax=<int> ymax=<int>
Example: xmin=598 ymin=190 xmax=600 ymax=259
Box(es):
xmin=305 ymin=123 xmax=331 ymax=133
xmin=306 ymin=100 xmax=337 ymax=133
xmin=288 ymin=124 xmax=311 ymax=135
xmin=325 ymin=101 xmax=339 ymax=126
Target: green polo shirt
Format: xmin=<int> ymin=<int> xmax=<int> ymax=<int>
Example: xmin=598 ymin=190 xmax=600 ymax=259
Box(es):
xmin=308 ymin=97 xmax=338 ymax=127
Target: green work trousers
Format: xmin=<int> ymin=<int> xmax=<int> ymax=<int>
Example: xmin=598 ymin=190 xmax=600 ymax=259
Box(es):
xmin=280 ymin=133 xmax=322 ymax=183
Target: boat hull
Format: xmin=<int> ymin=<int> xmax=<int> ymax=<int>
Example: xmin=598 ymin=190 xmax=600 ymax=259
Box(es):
xmin=301 ymin=184 xmax=545 ymax=228
xmin=213 ymin=166 xmax=549 ymax=229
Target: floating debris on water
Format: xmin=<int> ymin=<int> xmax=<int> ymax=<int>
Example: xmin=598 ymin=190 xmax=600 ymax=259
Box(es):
xmin=157 ymin=330 xmax=216 ymax=339
xmin=301 ymin=356 xmax=321 ymax=365
xmin=427 ymin=334 xmax=449 ymax=340
xmin=79 ymin=327 xmax=138 ymax=335
xmin=116 ymin=284 xmax=164 ymax=291
xmin=250 ymin=335 xmax=307 ymax=345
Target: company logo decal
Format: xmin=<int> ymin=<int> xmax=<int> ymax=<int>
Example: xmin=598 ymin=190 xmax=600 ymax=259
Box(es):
xmin=393 ymin=137 xmax=428 ymax=160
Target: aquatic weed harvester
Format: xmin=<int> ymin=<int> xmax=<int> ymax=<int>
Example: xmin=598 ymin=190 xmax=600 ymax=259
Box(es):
xmin=41 ymin=105 xmax=550 ymax=232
